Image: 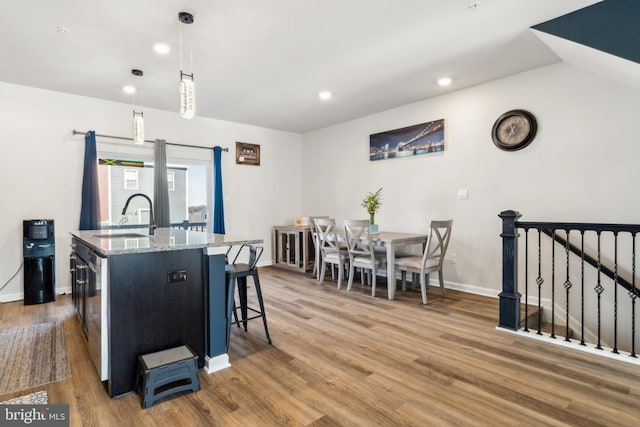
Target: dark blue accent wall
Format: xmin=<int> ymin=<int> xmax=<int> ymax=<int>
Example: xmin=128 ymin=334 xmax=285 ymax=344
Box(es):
xmin=532 ymin=0 xmax=640 ymax=64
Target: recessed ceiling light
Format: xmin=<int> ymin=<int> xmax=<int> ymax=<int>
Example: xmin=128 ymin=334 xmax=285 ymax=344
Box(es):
xmin=318 ymin=91 xmax=332 ymax=100
xmin=438 ymin=77 xmax=452 ymax=87
xmin=122 ymin=85 xmax=136 ymax=94
xmin=468 ymin=2 xmax=481 ymax=11
xmin=57 ymin=26 xmax=70 ymax=34
xmin=153 ymin=43 xmax=170 ymax=55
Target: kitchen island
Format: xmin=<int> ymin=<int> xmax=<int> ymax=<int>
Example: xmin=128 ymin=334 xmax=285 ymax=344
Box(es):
xmin=70 ymin=227 xmax=262 ymax=398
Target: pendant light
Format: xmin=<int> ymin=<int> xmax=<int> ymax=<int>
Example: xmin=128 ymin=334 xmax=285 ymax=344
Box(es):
xmin=133 ymin=110 xmax=144 ymax=145
xmin=131 ymin=69 xmax=145 ymax=144
xmin=179 ymin=12 xmax=196 ymax=119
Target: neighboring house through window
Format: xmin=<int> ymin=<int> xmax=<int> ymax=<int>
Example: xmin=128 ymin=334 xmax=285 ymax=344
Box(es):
xmin=167 ymin=171 xmax=175 ymax=191
xmin=96 ymin=148 xmax=211 ymax=230
xmin=124 ymin=169 xmax=138 ymax=190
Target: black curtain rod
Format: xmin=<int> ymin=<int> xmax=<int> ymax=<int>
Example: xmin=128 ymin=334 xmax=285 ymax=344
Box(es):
xmin=72 ymin=130 xmax=228 ymax=152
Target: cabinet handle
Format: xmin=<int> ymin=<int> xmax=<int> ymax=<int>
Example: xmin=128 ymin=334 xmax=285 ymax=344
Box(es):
xmin=69 ymin=268 xmax=76 ymax=273
xmin=77 ymin=279 xmax=86 ymax=285
xmin=77 ymin=265 xmax=87 ymax=270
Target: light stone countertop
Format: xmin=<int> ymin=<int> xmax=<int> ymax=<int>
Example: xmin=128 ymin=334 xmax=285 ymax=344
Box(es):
xmin=70 ymin=227 xmax=262 ymax=257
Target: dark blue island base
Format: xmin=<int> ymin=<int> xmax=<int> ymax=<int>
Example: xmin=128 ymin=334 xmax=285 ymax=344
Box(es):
xmin=70 ymin=228 xmax=259 ymax=398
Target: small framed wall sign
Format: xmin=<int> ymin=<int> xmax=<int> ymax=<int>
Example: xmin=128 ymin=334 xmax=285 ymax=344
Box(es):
xmin=236 ymin=141 xmax=261 ymax=166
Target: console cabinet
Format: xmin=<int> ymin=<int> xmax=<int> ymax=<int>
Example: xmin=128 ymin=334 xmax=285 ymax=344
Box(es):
xmin=272 ymin=225 xmax=314 ymax=273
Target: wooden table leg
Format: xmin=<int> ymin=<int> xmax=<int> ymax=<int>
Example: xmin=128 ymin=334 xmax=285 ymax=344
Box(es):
xmin=386 ymin=244 xmax=396 ymax=299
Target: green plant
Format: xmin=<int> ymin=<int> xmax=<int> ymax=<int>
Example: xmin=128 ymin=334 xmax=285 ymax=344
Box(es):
xmin=361 ymin=187 xmax=383 ymax=224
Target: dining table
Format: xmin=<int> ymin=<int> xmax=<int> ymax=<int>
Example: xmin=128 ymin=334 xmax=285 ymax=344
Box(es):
xmin=366 ymin=231 xmax=428 ymax=299
xmin=324 ymin=228 xmax=428 ymax=299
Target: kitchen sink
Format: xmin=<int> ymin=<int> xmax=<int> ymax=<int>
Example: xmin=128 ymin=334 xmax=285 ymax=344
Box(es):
xmin=92 ymin=233 xmax=149 ymax=239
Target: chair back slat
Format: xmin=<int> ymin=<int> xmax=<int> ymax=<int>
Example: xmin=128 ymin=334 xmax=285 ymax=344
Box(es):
xmin=343 ymin=219 xmax=373 ymax=256
xmin=309 ymin=216 xmax=330 ymax=246
xmin=231 ymin=244 xmax=263 ymax=270
xmin=309 ymin=216 xmax=330 ymax=231
xmin=314 ymin=218 xmax=340 ymax=254
xmin=422 ymin=220 xmax=453 ymax=267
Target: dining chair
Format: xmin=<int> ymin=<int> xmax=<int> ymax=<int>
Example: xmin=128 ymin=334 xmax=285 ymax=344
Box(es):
xmin=394 ymin=219 xmax=453 ymax=304
xmin=314 ymin=218 xmax=350 ymax=289
xmin=343 ymin=219 xmax=386 ymax=297
xmin=309 ymin=215 xmax=330 ymax=280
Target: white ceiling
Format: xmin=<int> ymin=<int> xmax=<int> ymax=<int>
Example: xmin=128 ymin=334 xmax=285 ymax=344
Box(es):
xmin=533 ymin=29 xmax=640 ymax=93
xmin=0 ymin=0 xmax=600 ymax=133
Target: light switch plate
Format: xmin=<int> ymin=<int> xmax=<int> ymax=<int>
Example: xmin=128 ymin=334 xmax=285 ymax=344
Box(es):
xmin=457 ymin=188 xmax=468 ymax=200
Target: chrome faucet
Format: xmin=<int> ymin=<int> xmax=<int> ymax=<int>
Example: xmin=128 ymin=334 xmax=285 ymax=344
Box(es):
xmin=121 ymin=193 xmax=156 ymax=236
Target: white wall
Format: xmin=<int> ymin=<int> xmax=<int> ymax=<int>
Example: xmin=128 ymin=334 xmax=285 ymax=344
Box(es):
xmin=302 ymin=62 xmax=640 ymax=295
xmin=0 ymin=82 xmax=303 ymax=302
xmin=2 ymin=60 xmax=638 ymax=311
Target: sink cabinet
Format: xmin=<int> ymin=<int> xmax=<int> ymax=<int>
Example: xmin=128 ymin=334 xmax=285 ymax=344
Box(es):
xmin=70 ymin=228 xmax=260 ymax=398
xmin=71 ymin=239 xmax=99 ymax=337
xmin=70 ymin=249 xmax=87 ymax=335
xmin=70 ymin=238 xmax=105 ymax=385
xmin=71 ymin=238 xmax=206 ymax=397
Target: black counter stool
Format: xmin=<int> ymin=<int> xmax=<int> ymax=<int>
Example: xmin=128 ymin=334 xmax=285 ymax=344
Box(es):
xmin=225 ymin=244 xmax=272 ymax=345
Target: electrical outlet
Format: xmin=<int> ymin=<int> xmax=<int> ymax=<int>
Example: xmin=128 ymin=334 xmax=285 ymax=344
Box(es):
xmin=167 ymin=269 xmax=187 ymax=283
xmin=449 ymin=253 xmax=457 ymax=264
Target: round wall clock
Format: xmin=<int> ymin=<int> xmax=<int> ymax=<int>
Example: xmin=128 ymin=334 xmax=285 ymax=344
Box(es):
xmin=491 ymin=109 xmax=537 ymax=151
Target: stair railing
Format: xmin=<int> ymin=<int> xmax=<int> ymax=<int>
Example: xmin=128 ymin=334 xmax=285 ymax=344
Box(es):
xmin=499 ymin=210 xmax=640 ymax=359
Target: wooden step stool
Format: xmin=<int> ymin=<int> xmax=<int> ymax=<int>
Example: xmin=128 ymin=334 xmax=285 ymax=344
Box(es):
xmin=137 ymin=345 xmax=200 ymax=409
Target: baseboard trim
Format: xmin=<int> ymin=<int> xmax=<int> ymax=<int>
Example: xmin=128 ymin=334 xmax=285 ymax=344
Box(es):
xmin=432 ymin=279 xmax=499 ymax=299
xmin=204 ymin=353 xmax=231 ymax=373
xmin=0 ymin=286 xmax=72 ymax=304
xmin=0 ymin=292 xmax=22 ymax=303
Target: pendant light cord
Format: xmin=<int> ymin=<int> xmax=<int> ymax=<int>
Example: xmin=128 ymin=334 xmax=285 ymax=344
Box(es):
xmin=179 ymin=19 xmax=193 ymax=74
xmin=179 ymin=22 xmax=184 ymax=71
xmin=190 ymin=44 xmax=194 ymax=75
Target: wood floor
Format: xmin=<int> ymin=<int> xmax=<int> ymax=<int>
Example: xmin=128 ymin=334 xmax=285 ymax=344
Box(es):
xmin=1 ymin=267 xmax=639 ymax=426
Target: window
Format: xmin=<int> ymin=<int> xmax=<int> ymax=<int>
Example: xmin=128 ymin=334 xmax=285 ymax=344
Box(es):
xmin=167 ymin=172 xmax=175 ymax=191
xmin=96 ymin=145 xmax=211 ymax=230
xmin=124 ymin=169 xmax=139 ymax=190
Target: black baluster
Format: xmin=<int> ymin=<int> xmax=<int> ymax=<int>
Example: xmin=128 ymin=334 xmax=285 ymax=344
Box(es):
xmin=524 ymin=229 xmax=529 ymax=333
xmin=551 ymin=229 xmax=556 ymax=339
xmin=564 ymin=230 xmax=572 ymax=342
xmin=631 ymin=289 xmax=638 ymax=358
xmin=536 ymin=229 xmax=544 ymax=335
xmin=613 ymin=231 xmax=619 ymax=354
xmin=580 ymin=230 xmax=585 ymax=346
xmin=631 ymin=233 xmax=637 ymax=358
xmin=595 ymin=231 xmax=603 ymax=350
